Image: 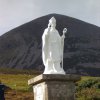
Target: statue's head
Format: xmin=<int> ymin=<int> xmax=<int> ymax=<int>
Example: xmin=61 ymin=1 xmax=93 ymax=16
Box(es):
xmin=49 ymin=17 xmax=56 ymax=28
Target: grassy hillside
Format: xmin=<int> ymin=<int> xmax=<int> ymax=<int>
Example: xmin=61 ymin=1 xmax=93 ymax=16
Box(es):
xmin=0 ymin=67 xmax=41 ymax=75
xmin=0 ymin=74 xmax=35 ymax=100
xmin=0 ymin=74 xmax=100 ymax=100
xmin=0 ymin=74 xmax=34 ymax=91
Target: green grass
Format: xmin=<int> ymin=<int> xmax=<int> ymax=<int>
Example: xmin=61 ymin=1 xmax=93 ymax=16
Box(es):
xmin=0 ymin=74 xmax=36 ymax=91
xmin=0 ymin=67 xmax=41 ymax=92
xmin=0 ymin=73 xmax=100 ymax=100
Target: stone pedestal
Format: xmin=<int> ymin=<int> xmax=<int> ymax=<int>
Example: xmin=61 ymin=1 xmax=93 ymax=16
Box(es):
xmin=28 ymin=74 xmax=80 ymax=100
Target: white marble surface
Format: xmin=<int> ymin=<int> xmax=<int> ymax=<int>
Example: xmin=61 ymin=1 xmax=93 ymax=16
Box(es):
xmin=34 ymin=84 xmax=44 ymax=100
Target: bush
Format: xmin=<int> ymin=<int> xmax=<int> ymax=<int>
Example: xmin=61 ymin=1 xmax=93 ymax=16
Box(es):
xmin=93 ymin=83 xmax=100 ymax=89
xmin=76 ymin=77 xmax=100 ymax=100
xmin=76 ymin=88 xmax=100 ymax=100
xmin=77 ymin=79 xmax=98 ymax=91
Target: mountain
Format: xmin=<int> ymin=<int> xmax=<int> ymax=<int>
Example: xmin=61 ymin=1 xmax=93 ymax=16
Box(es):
xmin=0 ymin=13 xmax=100 ymax=76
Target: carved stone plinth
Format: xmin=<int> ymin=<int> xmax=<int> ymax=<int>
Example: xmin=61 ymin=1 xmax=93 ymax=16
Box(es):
xmin=28 ymin=74 xmax=80 ymax=100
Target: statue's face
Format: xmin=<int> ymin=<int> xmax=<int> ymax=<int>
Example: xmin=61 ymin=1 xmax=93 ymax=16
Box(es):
xmin=50 ymin=21 xmax=56 ymax=28
xmin=49 ymin=17 xmax=56 ymax=28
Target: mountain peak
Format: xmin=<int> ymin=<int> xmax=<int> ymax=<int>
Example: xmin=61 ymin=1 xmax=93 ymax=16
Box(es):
xmin=0 ymin=14 xmax=100 ymax=76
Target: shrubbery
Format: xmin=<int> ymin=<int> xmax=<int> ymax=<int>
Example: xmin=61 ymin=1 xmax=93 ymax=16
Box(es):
xmin=77 ymin=79 xmax=99 ymax=90
xmin=76 ymin=77 xmax=100 ymax=100
xmin=93 ymin=82 xmax=100 ymax=89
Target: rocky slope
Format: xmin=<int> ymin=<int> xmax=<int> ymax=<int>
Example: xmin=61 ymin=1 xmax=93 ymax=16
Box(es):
xmin=0 ymin=14 xmax=100 ymax=76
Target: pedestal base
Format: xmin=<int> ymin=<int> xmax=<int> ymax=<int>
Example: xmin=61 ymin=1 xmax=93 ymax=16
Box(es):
xmin=43 ymin=69 xmax=65 ymax=74
xmin=28 ymin=74 xmax=80 ymax=100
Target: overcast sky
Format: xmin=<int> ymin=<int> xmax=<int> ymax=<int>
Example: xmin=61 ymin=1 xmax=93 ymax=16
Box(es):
xmin=0 ymin=0 xmax=100 ymax=35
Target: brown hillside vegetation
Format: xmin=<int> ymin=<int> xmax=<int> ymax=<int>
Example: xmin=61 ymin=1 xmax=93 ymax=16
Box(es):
xmin=5 ymin=90 xmax=34 ymax=100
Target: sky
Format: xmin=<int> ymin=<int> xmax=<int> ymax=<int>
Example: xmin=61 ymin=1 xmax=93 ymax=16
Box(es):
xmin=0 ymin=0 xmax=100 ymax=35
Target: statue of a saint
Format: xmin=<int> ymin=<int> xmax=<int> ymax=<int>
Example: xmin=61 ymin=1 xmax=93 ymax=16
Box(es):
xmin=42 ymin=17 xmax=67 ymax=74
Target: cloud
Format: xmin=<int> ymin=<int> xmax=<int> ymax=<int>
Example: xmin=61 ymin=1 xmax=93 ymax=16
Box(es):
xmin=0 ymin=0 xmax=100 ymax=35
xmin=0 ymin=0 xmax=35 ymax=35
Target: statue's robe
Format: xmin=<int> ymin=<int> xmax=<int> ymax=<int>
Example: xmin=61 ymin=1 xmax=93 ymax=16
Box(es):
xmin=42 ymin=28 xmax=63 ymax=71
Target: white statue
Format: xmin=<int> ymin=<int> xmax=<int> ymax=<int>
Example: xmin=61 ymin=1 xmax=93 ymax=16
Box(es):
xmin=42 ymin=17 xmax=67 ymax=74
